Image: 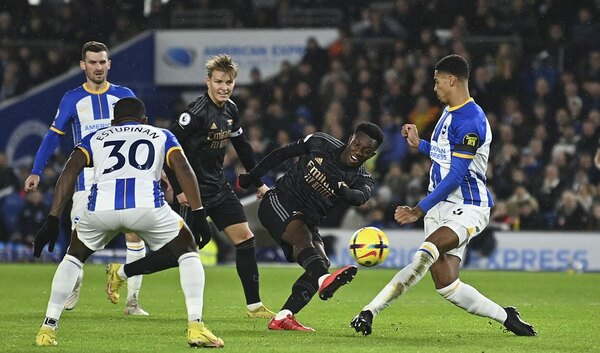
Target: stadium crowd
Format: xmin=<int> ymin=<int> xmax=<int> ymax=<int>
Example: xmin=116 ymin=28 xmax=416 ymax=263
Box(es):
xmin=1 ymin=0 xmax=600 ymax=260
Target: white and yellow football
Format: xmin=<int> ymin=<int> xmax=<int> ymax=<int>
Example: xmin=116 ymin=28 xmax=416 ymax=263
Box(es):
xmin=349 ymin=226 xmax=390 ymax=267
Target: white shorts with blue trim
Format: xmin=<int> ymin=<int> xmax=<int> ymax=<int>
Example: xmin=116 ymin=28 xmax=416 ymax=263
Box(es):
xmin=75 ymin=205 xmax=184 ymax=251
xmin=70 ymin=190 xmax=90 ymax=230
xmin=423 ymin=201 xmax=490 ymax=260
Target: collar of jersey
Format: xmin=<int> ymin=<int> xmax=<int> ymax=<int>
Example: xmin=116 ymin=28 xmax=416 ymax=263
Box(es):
xmin=83 ymin=82 xmax=111 ymax=94
xmin=448 ymin=97 xmax=474 ymax=111
xmin=115 ymin=121 xmax=141 ymax=126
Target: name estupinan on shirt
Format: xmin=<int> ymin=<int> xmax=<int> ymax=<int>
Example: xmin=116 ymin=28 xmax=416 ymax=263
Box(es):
xmin=95 ymin=126 xmax=161 ymax=141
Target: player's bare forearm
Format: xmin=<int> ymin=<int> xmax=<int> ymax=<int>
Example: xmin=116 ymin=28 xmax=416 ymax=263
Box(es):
xmin=394 ymin=205 xmax=425 ymax=224
xmin=169 ymin=150 xmax=202 ymax=210
xmin=50 ymin=150 xmax=87 ymax=217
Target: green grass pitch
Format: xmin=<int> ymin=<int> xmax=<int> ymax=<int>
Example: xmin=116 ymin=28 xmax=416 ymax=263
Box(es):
xmin=1 ymin=264 xmax=598 ymax=352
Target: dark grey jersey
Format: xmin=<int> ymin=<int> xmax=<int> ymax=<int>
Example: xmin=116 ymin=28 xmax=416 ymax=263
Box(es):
xmin=272 ymin=132 xmax=374 ymax=220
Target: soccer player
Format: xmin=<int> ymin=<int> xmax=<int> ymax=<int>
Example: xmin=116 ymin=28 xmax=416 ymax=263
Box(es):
xmin=350 ymin=54 xmax=537 ymax=337
xmin=238 ymin=122 xmax=384 ymax=331
xmin=33 ymin=97 xmax=223 ymax=348
xmin=24 ymin=41 xmax=148 ymax=316
xmin=164 ymin=54 xmax=274 ymax=318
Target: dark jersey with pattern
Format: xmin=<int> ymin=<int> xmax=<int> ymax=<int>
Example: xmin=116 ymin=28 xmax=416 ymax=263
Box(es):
xmin=169 ymin=92 xmax=242 ymax=200
xmin=274 ymin=132 xmax=374 ymax=221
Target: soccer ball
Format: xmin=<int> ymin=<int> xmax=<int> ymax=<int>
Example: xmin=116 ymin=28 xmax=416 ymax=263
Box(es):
xmin=349 ymin=227 xmax=390 ymax=267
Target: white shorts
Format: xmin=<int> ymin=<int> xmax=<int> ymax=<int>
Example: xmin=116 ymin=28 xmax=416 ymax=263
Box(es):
xmin=75 ymin=205 xmax=184 ymax=251
xmin=423 ymin=201 xmax=490 ymax=260
xmin=71 ymin=190 xmax=90 ymax=230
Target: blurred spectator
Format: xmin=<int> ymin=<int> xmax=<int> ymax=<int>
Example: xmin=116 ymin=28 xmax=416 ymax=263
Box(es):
xmin=14 ymin=189 xmax=49 ymax=248
xmin=586 ymin=201 xmax=600 ymax=230
xmin=302 ymin=36 xmax=330 ymax=79
xmin=408 ymin=95 xmax=440 ymax=140
xmin=516 ymin=199 xmax=543 ymax=230
xmin=0 ymin=152 xmax=19 ymax=198
xmin=489 ymin=201 xmax=514 ymax=231
xmin=554 ymin=190 xmax=589 ymax=230
xmin=507 ymin=184 xmax=539 ymax=216
xmin=536 ymin=163 xmax=565 ymax=215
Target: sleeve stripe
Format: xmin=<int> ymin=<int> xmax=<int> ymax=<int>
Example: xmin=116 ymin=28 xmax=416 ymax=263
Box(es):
xmin=230 ymin=127 xmax=243 ymax=137
xmin=50 ymin=126 xmax=66 ymax=135
xmin=452 ymin=152 xmax=475 ymax=159
xmin=76 ymin=146 xmax=91 ymax=165
xmin=166 ymin=146 xmax=183 ymax=168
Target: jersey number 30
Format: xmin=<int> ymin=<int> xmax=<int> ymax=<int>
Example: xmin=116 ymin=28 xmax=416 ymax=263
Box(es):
xmin=103 ymin=139 xmax=155 ymax=174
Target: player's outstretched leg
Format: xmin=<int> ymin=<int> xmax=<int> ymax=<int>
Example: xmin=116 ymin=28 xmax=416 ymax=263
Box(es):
xmin=503 ymin=307 xmax=537 ymax=336
xmin=318 ymin=265 xmax=357 ymax=300
xmin=105 ymin=263 xmax=126 ymax=304
xmin=64 ymin=269 xmax=83 ymax=311
xmin=350 ymin=310 xmax=373 ymax=336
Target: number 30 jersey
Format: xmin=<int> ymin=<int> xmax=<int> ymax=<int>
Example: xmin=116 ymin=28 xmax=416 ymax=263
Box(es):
xmin=77 ymin=122 xmax=182 ymax=211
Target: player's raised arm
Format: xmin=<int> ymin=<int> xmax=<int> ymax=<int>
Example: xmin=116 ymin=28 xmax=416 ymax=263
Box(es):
xmin=238 ymin=137 xmax=309 ymax=189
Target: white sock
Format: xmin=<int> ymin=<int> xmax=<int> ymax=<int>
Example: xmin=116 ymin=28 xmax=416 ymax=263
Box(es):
xmin=436 ymin=279 xmax=507 ymax=323
xmin=46 ymin=255 xmax=83 ymax=320
xmin=247 ymin=302 xmax=263 ymax=311
xmin=125 ymin=241 xmax=145 ymax=303
xmin=275 ymin=309 xmax=293 ymax=320
xmin=178 ymin=252 xmax=205 ymax=322
xmin=364 ymin=242 xmax=439 ymax=316
xmin=117 ymin=265 xmax=127 ymax=279
xmin=317 ymin=274 xmax=328 ymax=288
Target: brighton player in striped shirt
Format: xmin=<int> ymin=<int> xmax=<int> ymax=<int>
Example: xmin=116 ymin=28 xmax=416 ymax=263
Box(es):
xmin=351 ymin=54 xmax=537 ymax=337
xmin=24 ymin=41 xmax=149 ymax=315
xmin=33 ymin=97 xmax=222 ymax=347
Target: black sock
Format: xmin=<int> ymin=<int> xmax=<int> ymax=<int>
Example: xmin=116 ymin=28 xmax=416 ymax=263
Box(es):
xmin=281 ymin=272 xmax=317 ymax=314
xmin=123 ymin=246 xmax=178 ymax=277
xmin=296 ymin=247 xmax=328 ymax=279
xmin=235 ymin=237 xmax=260 ymax=305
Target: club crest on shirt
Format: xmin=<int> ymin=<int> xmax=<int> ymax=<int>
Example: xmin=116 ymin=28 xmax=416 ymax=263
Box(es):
xmin=178 ymin=112 xmax=191 ymax=126
xmin=463 ymin=133 xmax=479 ymax=147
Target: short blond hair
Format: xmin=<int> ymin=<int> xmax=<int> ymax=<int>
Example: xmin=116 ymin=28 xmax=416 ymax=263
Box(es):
xmin=205 ymin=54 xmax=238 ymax=79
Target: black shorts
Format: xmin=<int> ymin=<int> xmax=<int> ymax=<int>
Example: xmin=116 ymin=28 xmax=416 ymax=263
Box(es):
xmin=205 ymin=188 xmax=247 ymax=231
xmin=258 ymin=189 xmax=322 ymax=262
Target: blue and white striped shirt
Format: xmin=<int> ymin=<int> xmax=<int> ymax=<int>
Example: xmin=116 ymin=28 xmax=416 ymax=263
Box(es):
xmin=419 ymin=98 xmax=494 ymax=210
xmin=32 ymin=82 xmax=134 ymax=191
xmin=77 ymin=122 xmax=181 ymax=211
